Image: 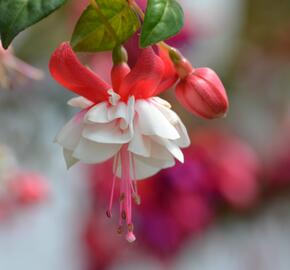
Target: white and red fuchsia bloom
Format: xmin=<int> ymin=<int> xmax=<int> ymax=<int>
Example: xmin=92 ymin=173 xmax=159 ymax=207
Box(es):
xmin=49 ymin=42 xmax=228 ymax=242
xmin=50 ymin=43 xmax=188 ymax=242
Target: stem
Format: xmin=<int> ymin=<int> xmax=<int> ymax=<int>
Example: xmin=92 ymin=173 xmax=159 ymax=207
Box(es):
xmin=128 ymin=0 xmax=145 ymax=20
xmin=89 ymin=0 xmax=120 ymax=44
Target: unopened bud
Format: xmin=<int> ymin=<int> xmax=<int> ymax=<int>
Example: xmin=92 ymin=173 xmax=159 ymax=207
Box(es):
xmin=175 ymin=68 xmax=229 ymax=119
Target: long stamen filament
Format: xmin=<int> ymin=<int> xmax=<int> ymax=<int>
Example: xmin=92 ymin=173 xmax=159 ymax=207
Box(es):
xmin=107 ymin=145 xmax=137 ymax=242
xmin=107 ymin=153 xmax=120 ymax=218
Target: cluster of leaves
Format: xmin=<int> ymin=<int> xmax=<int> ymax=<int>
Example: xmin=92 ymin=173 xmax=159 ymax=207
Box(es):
xmin=0 ymin=0 xmax=184 ymax=51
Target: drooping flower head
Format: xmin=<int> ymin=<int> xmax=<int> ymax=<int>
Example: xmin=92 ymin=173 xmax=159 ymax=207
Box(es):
xmin=49 ymin=38 xmax=229 ymax=241
xmin=49 ymin=42 xmax=190 ymax=241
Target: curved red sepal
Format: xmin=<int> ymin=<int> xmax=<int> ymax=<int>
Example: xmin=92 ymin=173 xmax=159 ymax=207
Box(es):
xmin=154 ymin=47 xmax=178 ymax=95
xmin=49 ymin=42 xmax=111 ymax=103
xmin=118 ymin=47 xmax=164 ymax=100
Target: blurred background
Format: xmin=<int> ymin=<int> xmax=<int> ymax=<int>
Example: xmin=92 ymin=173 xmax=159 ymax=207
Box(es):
xmin=1 ymin=0 xmax=290 ymax=269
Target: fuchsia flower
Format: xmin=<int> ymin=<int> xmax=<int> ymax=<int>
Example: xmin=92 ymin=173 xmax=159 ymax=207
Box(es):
xmin=174 ymin=57 xmax=229 ymax=119
xmin=8 ymin=172 xmax=49 ymax=205
xmin=50 ymin=42 xmax=190 ymax=241
xmin=190 ymin=129 xmax=260 ymax=209
xmin=0 ymin=145 xmax=49 ymax=218
xmin=0 ymin=44 xmax=43 ymax=89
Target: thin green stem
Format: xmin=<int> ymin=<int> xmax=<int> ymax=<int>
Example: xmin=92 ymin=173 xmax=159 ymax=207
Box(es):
xmin=128 ymin=0 xmax=145 ymax=20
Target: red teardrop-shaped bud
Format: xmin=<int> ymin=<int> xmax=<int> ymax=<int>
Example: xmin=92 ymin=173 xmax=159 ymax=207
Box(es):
xmin=111 ymin=63 xmax=131 ymax=96
xmin=175 ymin=68 xmax=229 ymax=119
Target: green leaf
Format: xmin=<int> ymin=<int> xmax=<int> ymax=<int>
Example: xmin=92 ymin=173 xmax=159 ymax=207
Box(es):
xmin=71 ymin=0 xmax=140 ymax=52
xmin=0 ymin=0 xmax=66 ymax=49
xmin=140 ymin=0 xmax=184 ymax=48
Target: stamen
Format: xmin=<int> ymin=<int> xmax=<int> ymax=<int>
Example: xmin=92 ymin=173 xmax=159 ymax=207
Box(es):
xmin=106 ymin=210 xmax=112 ymax=218
xmin=133 ymin=193 xmax=141 ymax=205
xmin=130 ymin=153 xmax=141 ymax=205
xmin=127 ymin=223 xmax=134 ymax=232
xmin=121 ymin=210 xmax=127 ymax=220
xmin=126 ymin=232 xmax=136 ymax=243
xmin=107 ymin=153 xmax=120 ymax=218
xmin=117 ymin=226 xmax=123 ymax=235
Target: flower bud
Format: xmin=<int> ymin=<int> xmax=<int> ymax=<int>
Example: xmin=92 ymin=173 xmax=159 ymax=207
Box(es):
xmin=111 ymin=46 xmax=131 ymax=96
xmin=111 ymin=62 xmax=130 ymax=93
xmin=175 ymin=68 xmax=229 ymax=119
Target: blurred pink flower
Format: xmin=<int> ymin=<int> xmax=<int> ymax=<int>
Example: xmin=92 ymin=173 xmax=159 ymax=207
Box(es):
xmin=83 ymin=213 xmax=124 ymax=270
xmin=0 ymin=144 xmax=49 ymax=219
xmin=0 ymin=44 xmax=43 ymax=89
xmin=190 ymin=129 xmax=261 ymax=209
xmin=8 ymin=171 xmax=49 ymax=205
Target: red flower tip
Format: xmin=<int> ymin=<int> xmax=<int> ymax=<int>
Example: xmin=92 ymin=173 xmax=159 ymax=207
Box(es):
xmin=111 ymin=63 xmax=131 ymax=95
xmin=175 ymin=68 xmax=229 ymax=119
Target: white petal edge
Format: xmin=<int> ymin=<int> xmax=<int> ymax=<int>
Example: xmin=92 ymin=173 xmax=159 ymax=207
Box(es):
xmin=72 ymin=138 xmax=121 ymax=164
xmin=63 ymin=149 xmax=79 ymax=169
xmin=135 ymin=100 xmax=180 ymax=140
xmin=55 ymin=111 xmax=85 ymax=150
xmin=67 ymin=97 xmax=94 ymax=109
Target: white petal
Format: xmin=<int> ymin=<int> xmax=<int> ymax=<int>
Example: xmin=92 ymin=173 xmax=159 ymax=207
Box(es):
xmin=151 ymin=97 xmax=171 ymax=108
xmin=63 ymin=149 xmax=79 ymax=169
xmin=128 ymin=125 xmax=151 ymax=157
xmin=55 ymin=111 xmax=85 ymax=150
xmin=135 ymin=100 xmax=180 ymax=140
xmin=135 ymin=153 xmax=175 ymax=170
xmin=127 ymin=96 xmax=135 ymax=123
xmin=82 ymin=121 xmax=133 ymax=144
xmin=149 ymin=140 xmax=174 ymax=160
xmin=152 ymin=99 xmax=190 ymax=147
xmin=73 ymin=138 xmax=121 ymax=163
xmin=152 ymin=136 xmax=184 ymax=163
xmin=115 ymin=154 xmax=175 ymax=180
xmin=67 ymin=97 xmax=94 ymax=109
xmin=107 ymin=101 xmax=129 ymax=127
xmin=84 ymin=102 xmax=109 ymax=124
xmin=174 ymin=120 xmax=190 ymax=148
